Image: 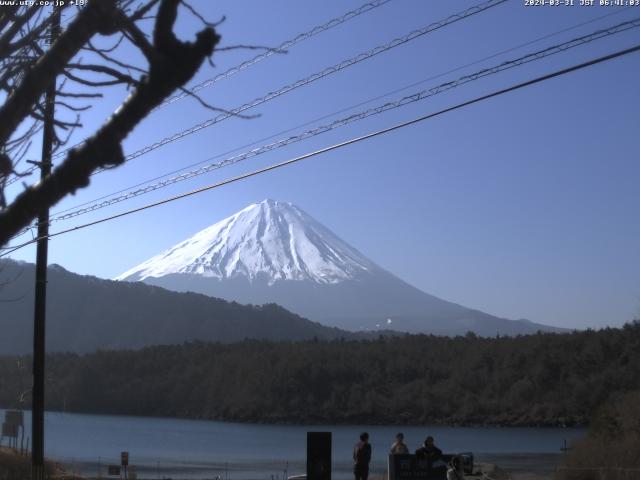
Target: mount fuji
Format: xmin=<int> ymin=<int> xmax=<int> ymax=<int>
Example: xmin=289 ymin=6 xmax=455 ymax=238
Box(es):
xmin=117 ymin=199 xmax=563 ymax=336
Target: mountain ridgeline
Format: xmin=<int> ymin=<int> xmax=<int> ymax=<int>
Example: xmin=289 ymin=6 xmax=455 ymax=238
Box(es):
xmin=117 ymin=199 xmax=564 ymax=336
xmin=0 ymin=260 xmax=354 ymax=354
xmin=0 ymin=200 xmax=566 ymax=355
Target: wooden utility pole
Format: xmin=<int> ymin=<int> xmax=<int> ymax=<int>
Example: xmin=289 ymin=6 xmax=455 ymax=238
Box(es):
xmin=32 ymin=7 xmax=60 ymax=480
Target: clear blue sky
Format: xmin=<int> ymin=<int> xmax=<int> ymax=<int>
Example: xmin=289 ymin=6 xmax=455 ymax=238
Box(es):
xmin=5 ymin=0 xmax=640 ymax=329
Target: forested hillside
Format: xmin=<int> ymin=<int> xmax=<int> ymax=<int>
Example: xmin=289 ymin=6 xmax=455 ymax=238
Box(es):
xmin=0 ymin=260 xmax=355 ymax=354
xmin=1 ymin=323 xmax=638 ymax=426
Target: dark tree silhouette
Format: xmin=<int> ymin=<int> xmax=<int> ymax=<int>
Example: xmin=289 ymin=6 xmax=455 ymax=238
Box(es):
xmin=2 ymin=322 xmax=639 ymax=426
xmin=0 ymin=0 xmax=221 ymax=247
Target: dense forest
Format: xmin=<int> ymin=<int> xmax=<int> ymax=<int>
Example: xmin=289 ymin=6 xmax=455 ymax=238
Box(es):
xmin=1 ymin=323 xmax=639 ymax=426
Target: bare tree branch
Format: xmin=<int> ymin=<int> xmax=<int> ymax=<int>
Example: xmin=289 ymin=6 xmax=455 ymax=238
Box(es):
xmin=131 ymin=0 xmax=162 ymax=22
xmin=56 ymin=91 xmax=103 ymax=99
xmin=216 ymin=44 xmax=277 ymax=52
xmin=62 ymin=69 xmax=131 ymax=88
xmin=0 ymin=0 xmax=220 ymax=246
xmin=0 ymin=1 xmax=120 ymax=147
xmin=0 ymin=6 xmax=39 ymax=57
xmin=67 ymin=62 xmax=141 ymax=86
xmin=85 ymin=38 xmax=147 ymax=74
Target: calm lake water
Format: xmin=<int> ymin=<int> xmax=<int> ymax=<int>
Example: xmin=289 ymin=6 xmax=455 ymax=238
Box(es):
xmin=1 ymin=409 xmax=585 ymax=479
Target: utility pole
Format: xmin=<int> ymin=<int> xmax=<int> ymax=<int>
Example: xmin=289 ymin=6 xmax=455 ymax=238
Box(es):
xmin=32 ymin=7 xmax=60 ymax=480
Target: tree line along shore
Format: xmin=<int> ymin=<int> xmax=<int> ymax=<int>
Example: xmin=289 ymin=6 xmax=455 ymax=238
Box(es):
xmin=0 ymin=322 xmax=638 ymax=427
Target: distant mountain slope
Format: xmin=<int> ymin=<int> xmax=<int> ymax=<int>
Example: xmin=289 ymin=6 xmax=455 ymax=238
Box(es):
xmin=0 ymin=260 xmax=355 ymax=354
xmin=118 ymin=199 xmax=566 ymax=336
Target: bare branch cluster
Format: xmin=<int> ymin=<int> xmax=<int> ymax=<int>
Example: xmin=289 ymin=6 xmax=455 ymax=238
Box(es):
xmin=0 ymin=0 xmax=222 ymax=246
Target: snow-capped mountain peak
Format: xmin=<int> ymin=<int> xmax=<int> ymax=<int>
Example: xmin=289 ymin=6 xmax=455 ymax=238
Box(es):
xmin=116 ymin=199 xmax=376 ymax=285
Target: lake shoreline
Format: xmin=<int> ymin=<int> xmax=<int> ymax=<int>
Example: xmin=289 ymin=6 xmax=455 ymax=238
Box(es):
xmin=50 ymin=453 xmax=563 ymax=480
xmin=1 ymin=409 xmax=583 ymax=480
xmin=1 ymin=406 xmax=588 ymax=429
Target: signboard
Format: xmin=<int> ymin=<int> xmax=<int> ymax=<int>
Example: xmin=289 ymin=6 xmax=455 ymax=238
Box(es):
xmin=5 ymin=410 xmax=23 ymax=427
xmin=307 ymin=432 xmax=331 ymax=480
xmin=121 ymin=451 xmax=129 ymax=466
xmin=388 ymin=454 xmax=452 ymax=480
xmin=107 ymin=465 xmax=121 ymax=476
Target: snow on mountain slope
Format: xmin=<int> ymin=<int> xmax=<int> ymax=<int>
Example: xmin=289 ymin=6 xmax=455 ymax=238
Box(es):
xmin=116 ymin=199 xmax=566 ymax=336
xmin=117 ymin=199 xmax=376 ymax=285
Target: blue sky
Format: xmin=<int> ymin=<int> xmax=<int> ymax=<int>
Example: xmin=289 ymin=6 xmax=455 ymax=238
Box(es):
xmin=5 ymin=0 xmax=640 ymax=329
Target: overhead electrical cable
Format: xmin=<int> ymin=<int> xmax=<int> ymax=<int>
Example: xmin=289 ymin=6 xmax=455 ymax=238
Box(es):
xmin=44 ymin=0 xmax=393 ymax=164
xmin=3 ymin=42 xmax=638 ymax=257
xmin=50 ymin=0 xmax=507 ymax=172
xmin=37 ymin=17 xmax=640 ymax=224
xmin=5 ymin=3 xmax=630 ymax=190
xmin=6 ymin=13 xmax=638 ymax=242
xmin=46 ymin=5 xmax=635 ymax=221
xmin=5 ymin=15 xmax=638 ymax=243
xmin=161 ymin=0 xmax=393 ymax=107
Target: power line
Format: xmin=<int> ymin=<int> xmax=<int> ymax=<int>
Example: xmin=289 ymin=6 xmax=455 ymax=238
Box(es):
xmin=57 ymin=0 xmax=507 ymax=174
xmin=45 ymin=5 xmax=635 ymax=221
xmin=344 ymin=4 xmax=634 ymax=115
xmin=6 ymin=10 xmax=638 ymax=241
xmin=3 ymin=42 xmax=638 ymax=258
xmin=39 ymin=17 xmax=640 ymax=224
xmin=47 ymin=0 xmax=393 ymax=163
xmin=161 ymin=0 xmax=393 ymax=107
xmin=3 ymin=0 xmax=506 ymax=241
xmin=5 ymin=0 xmax=506 ymax=190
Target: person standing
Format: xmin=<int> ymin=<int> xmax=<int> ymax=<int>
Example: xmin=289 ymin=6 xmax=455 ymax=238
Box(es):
xmin=415 ymin=436 xmax=442 ymax=462
xmin=353 ymin=432 xmax=372 ymax=480
xmin=389 ymin=432 xmax=409 ymax=455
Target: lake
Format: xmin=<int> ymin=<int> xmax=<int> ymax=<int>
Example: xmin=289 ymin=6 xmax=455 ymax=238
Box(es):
xmin=0 ymin=409 xmax=585 ymax=479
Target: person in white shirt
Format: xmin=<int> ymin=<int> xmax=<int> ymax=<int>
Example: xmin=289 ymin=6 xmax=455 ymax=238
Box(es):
xmin=389 ymin=432 xmax=409 ymax=455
